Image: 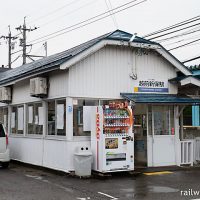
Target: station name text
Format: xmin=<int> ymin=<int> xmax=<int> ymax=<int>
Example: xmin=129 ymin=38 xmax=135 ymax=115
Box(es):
xmin=139 ymin=80 xmax=165 ymax=88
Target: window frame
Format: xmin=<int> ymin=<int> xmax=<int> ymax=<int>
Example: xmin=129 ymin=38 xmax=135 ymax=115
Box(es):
xmin=11 ymin=104 xmax=24 ymax=135
xmin=47 ymin=98 xmax=66 ymax=137
xmin=0 ymin=106 xmax=8 ymax=133
xmin=73 ymin=98 xmax=99 ymax=137
xmin=26 ymin=102 xmax=43 ymax=135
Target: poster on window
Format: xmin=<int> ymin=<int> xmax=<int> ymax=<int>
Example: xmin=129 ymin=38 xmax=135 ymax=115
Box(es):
xmin=57 ymin=104 xmax=64 ymax=129
xmin=35 ymin=116 xmax=39 ymax=125
xmin=11 ymin=112 xmax=15 ymax=128
xmin=18 ymin=107 xmax=24 ymax=130
xmin=83 ymin=106 xmax=91 ymax=131
xmin=28 ymin=106 xmax=33 ymax=123
xmin=38 ymin=107 xmax=44 ymax=125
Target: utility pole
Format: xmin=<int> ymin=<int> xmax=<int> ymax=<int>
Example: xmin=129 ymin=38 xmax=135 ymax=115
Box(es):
xmin=1 ymin=26 xmax=18 ymax=68
xmin=16 ymin=17 xmax=38 ymax=64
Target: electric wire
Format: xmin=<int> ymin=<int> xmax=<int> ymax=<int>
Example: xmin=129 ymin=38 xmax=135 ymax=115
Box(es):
xmin=39 ymin=0 xmax=98 ymax=28
xmin=27 ymin=0 xmax=83 ymax=24
xmin=147 ymin=22 xmax=200 ymax=40
xmin=143 ymin=15 xmax=200 ymax=38
xmin=104 ymin=0 xmax=118 ymax=29
xmin=28 ymin=0 xmax=146 ymax=45
xmin=168 ymin=38 xmax=200 ymax=51
xmin=182 ymin=56 xmax=200 ymax=64
xmin=155 ymin=27 xmax=200 ymax=43
xmin=162 ymin=33 xmax=200 ymax=47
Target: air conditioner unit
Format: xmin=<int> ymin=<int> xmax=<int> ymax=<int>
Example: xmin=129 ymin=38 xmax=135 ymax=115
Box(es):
xmin=30 ymin=77 xmax=47 ymax=97
xmin=0 ymin=87 xmax=11 ymax=103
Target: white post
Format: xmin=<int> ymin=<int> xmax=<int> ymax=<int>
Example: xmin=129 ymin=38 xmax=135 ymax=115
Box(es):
xmin=174 ymin=105 xmax=181 ymax=166
xmin=42 ymin=101 xmax=47 ymax=137
xmin=23 ymin=104 xmax=27 ymax=136
xmin=8 ymin=105 xmax=11 ymax=136
xmin=66 ymin=97 xmax=73 ymax=141
xmin=180 ymin=112 xmax=184 ymax=140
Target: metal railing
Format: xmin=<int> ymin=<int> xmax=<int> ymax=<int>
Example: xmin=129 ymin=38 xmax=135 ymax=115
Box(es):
xmin=195 ymin=137 xmax=200 ymax=162
xmin=180 ymin=140 xmax=194 ymax=166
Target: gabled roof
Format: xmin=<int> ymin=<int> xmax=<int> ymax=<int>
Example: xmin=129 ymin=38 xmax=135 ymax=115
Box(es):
xmin=0 ymin=29 xmax=192 ymax=86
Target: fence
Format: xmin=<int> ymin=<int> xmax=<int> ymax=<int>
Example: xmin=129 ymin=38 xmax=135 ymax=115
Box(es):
xmin=195 ymin=137 xmax=200 ymax=162
xmin=180 ymin=140 xmax=194 ymax=166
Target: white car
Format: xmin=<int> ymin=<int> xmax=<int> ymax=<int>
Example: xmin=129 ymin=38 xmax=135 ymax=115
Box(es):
xmin=0 ymin=123 xmax=10 ymax=168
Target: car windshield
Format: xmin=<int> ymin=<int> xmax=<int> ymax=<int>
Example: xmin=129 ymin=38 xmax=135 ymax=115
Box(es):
xmin=0 ymin=124 xmax=5 ymax=137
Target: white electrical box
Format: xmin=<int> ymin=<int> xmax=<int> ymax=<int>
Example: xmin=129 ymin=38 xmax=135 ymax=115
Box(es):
xmin=0 ymin=87 xmax=11 ymax=102
xmin=30 ymin=77 xmax=47 ymax=97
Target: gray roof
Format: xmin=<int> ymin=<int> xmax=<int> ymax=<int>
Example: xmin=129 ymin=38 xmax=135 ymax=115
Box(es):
xmin=0 ymin=29 xmax=189 ymax=85
xmin=0 ymin=31 xmax=110 ymax=85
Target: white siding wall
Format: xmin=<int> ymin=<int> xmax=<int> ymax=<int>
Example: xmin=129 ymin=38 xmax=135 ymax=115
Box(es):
xmin=9 ymin=137 xmax=90 ymax=172
xmin=12 ymin=70 xmax=69 ymax=104
xmin=12 ymin=79 xmax=39 ymax=104
xmin=48 ymin=70 xmax=69 ymax=98
xmin=68 ymin=46 xmax=177 ymax=98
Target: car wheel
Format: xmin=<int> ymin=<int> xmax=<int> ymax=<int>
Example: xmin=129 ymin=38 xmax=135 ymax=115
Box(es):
xmin=1 ymin=162 xmax=9 ymax=168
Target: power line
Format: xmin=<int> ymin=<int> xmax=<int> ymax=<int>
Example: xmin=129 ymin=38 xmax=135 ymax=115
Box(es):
xmin=28 ymin=0 xmax=146 ymax=45
xmin=182 ymin=56 xmax=200 ymax=64
xmin=147 ymin=22 xmax=200 ymax=40
xmin=155 ymin=27 xmax=200 ymax=43
xmin=162 ymin=33 xmax=200 ymax=47
xmin=143 ymin=15 xmax=200 ymax=38
xmin=104 ymin=0 xmax=118 ymax=29
xmin=39 ymin=0 xmax=98 ymax=28
xmin=27 ymin=0 xmax=83 ymax=25
xmin=168 ymin=38 xmax=200 ymax=51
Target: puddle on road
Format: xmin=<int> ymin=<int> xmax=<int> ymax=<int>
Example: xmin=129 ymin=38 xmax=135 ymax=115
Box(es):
xmin=121 ymin=186 xmax=179 ymax=198
xmin=148 ymin=186 xmax=179 ymax=193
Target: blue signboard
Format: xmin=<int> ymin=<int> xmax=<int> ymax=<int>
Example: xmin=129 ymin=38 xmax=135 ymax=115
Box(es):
xmin=134 ymin=87 xmax=168 ymax=93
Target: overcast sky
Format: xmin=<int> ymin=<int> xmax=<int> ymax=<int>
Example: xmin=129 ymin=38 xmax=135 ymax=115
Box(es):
xmin=0 ymin=0 xmax=199 ymax=68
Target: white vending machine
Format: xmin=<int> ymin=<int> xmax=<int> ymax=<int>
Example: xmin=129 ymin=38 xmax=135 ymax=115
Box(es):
xmin=91 ymin=102 xmax=134 ymax=173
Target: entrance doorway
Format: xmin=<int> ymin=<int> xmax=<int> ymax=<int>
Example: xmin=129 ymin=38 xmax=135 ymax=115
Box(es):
xmin=147 ymin=105 xmax=176 ymax=167
xmin=133 ymin=104 xmax=148 ymax=168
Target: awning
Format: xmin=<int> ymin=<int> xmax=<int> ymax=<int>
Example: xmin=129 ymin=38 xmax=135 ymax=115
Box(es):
xmin=120 ymin=93 xmax=200 ymax=104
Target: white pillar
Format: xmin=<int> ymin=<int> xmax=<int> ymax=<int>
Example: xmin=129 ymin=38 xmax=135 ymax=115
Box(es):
xmin=42 ymin=101 xmax=47 ymax=137
xmin=8 ymin=105 xmax=11 ymax=136
xmin=23 ymin=104 xmax=27 ymax=136
xmin=174 ymin=105 xmax=181 ymax=166
xmin=180 ymin=112 xmax=184 ymax=140
xmin=66 ymin=97 xmax=73 ymax=141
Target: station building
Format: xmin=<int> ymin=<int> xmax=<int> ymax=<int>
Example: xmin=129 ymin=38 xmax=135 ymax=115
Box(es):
xmin=0 ymin=30 xmax=200 ymax=172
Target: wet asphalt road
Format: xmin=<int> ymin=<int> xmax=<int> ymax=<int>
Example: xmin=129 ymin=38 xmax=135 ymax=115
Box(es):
xmin=0 ymin=163 xmax=200 ymax=200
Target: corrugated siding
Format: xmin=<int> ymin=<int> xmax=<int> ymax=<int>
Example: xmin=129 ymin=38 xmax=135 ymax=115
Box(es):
xmin=12 ymin=70 xmax=69 ymax=104
xmin=12 ymin=79 xmax=39 ymax=104
xmin=68 ymin=46 xmax=177 ymax=98
xmin=48 ymin=70 xmax=68 ymax=98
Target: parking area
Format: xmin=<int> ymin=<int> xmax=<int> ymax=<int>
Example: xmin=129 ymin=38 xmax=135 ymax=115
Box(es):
xmin=0 ymin=163 xmax=200 ymax=200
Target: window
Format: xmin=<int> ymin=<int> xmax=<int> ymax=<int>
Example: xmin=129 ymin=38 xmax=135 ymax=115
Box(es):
xmin=48 ymin=99 xmax=66 ymax=136
xmin=153 ymin=106 xmax=174 ymax=135
xmin=183 ymin=106 xmax=192 ymax=126
xmin=27 ymin=103 xmax=43 ymax=135
xmin=11 ymin=105 xmax=24 ymax=134
xmin=73 ymin=99 xmax=98 ymax=136
xmin=0 ymin=124 xmax=5 ymax=137
xmin=0 ymin=107 xmax=8 ymax=132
